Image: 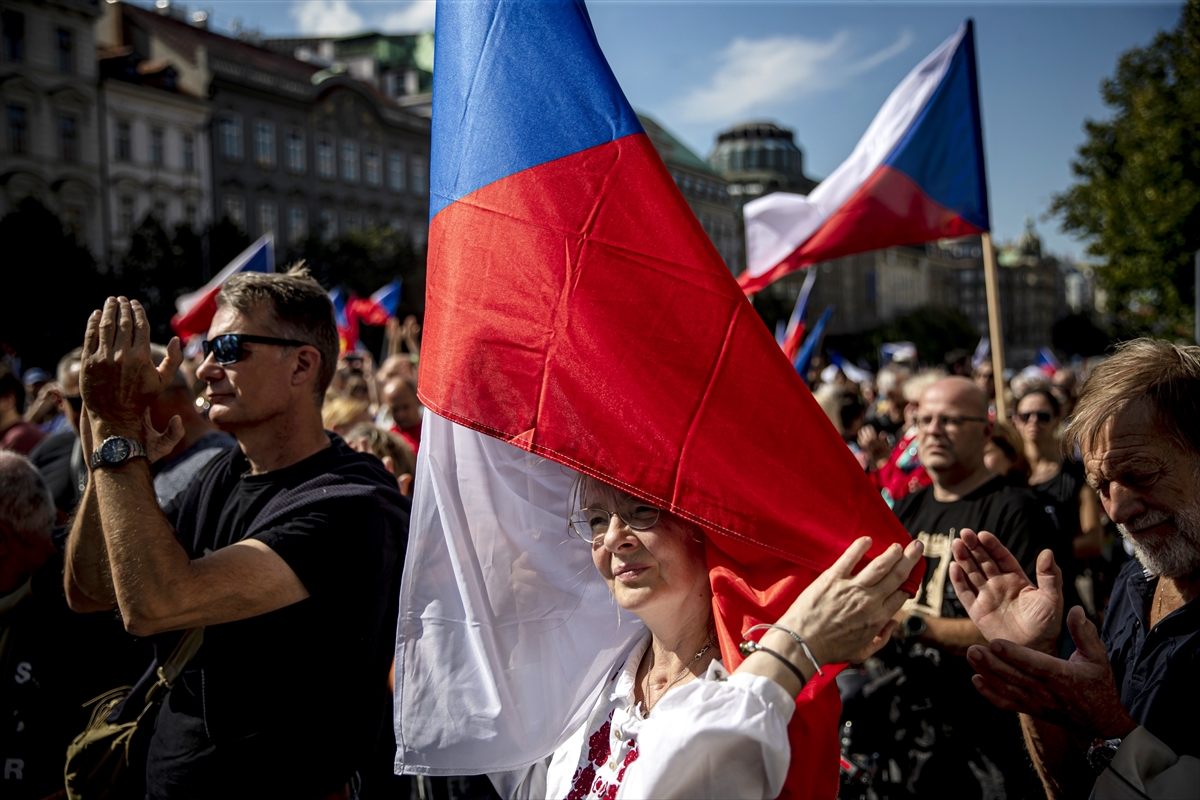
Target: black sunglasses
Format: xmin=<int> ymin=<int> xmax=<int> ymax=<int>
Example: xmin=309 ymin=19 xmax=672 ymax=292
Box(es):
xmin=201 ymin=333 xmax=310 ymax=366
xmin=1016 ymin=411 xmax=1054 ymax=424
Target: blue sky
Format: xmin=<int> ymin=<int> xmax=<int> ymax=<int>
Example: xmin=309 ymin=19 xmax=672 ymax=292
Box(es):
xmin=183 ymin=0 xmax=1182 ymax=260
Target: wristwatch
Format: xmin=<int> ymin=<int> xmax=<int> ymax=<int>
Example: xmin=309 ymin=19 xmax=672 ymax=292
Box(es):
xmin=1087 ymin=737 xmax=1123 ymax=775
xmin=90 ymin=436 xmax=148 ymax=470
xmin=902 ymin=614 xmax=928 ymax=640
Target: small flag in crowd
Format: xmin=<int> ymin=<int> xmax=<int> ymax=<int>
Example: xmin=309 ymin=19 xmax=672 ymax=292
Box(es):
xmin=740 ymin=21 xmax=990 ymax=294
xmin=394 ymin=2 xmax=920 ymax=797
xmin=794 ymin=304 xmax=836 ymax=380
xmin=1036 ymin=346 xmax=1061 ymax=375
xmin=881 ymin=341 xmax=919 ymax=366
xmin=972 ymin=336 xmax=991 ymax=369
xmin=172 ymin=234 xmax=274 ymax=337
xmin=780 ymin=268 xmax=818 ymax=363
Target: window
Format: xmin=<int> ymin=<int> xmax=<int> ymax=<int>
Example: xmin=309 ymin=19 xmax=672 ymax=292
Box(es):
xmin=319 ymin=208 xmax=336 ymax=241
xmin=224 ymin=195 xmax=245 ymax=228
xmin=288 ymin=205 xmax=308 ymax=245
xmin=340 ymin=140 xmax=358 ymax=183
xmin=253 ymin=120 xmax=275 ymax=168
xmin=153 ymin=199 xmax=167 ymax=221
xmin=182 ymin=133 xmax=195 ymax=172
xmin=119 ymin=196 xmax=136 ymax=235
xmin=219 ymin=115 xmax=242 ymax=160
xmin=316 ymin=138 xmax=334 ymax=179
xmin=7 ymin=104 xmax=27 ymax=155
xmin=410 ymin=155 xmax=427 ymax=197
xmin=411 ymin=218 xmax=427 ymax=250
xmin=59 ymin=115 xmax=78 ymax=162
xmin=184 ymin=203 xmax=196 ymax=227
xmin=387 ymin=152 xmax=405 ymax=192
xmin=258 ymin=200 xmax=278 ymax=238
xmin=2 ymin=11 xmax=24 ymax=62
xmin=150 ymin=126 xmax=164 ymax=166
xmin=286 ymin=130 xmax=305 ymax=174
xmin=116 ymin=120 xmax=132 ymax=161
xmin=342 ymin=212 xmax=360 ymax=232
xmin=56 ymin=28 xmax=73 ymax=74
xmin=364 ymin=148 xmax=381 ymax=187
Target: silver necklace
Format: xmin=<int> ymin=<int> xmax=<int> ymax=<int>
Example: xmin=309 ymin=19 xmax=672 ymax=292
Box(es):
xmin=642 ymin=637 xmax=715 ymax=716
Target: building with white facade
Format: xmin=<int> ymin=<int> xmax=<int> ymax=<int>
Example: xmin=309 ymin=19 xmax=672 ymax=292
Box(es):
xmin=98 ymin=48 xmax=210 ymax=260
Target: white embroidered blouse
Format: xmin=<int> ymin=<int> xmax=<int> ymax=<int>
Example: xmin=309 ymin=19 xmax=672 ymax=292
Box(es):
xmin=489 ymin=634 xmax=796 ymax=800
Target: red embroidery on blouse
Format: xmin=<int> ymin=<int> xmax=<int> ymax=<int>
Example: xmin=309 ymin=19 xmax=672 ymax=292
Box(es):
xmin=588 ymin=715 xmax=613 ymax=766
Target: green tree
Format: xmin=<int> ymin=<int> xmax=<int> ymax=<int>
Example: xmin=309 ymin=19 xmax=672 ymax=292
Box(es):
xmin=295 ymin=226 xmax=423 ymax=318
xmin=0 ymin=198 xmax=106 ymax=369
xmin=1049 ymin=0 xmax=1200 ymax=338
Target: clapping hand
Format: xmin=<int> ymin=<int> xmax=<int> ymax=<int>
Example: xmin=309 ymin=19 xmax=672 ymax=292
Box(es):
xmin=81 ymin=297 xmax=182 ymax=440
xmin=784 ymin=536 xmax=924 ymax=666
xmin=949 ymin=529 xmax=1062 ymax=655
xmin=965 ymin=607 xmax=1137 ymax=741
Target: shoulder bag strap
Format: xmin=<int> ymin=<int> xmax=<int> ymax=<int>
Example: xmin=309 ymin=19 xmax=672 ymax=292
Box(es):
xmin=143 ymin=627 xmax=204 ymax=706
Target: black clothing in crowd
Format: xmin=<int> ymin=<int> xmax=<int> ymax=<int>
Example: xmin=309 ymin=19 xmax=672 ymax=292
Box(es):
xmin=0 ymin=537 xmax=153 ymax=800
xmin=146 ymin=435 xmax=408 ymax=800
xmin=841 ymin=477 xmax=1059 ymax=799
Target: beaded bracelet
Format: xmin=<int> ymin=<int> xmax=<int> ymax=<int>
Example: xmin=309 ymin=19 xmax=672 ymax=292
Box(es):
xmin=738 ymin=640 xmax=807 ymax=690
xmin=744 ymin=623 xmax=825 ymax=677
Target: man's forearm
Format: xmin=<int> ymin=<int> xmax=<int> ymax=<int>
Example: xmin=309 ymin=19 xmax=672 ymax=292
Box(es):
xmin=1020 ymin=713 xmax=1095 ymax=799
xmin=91 ymin=459 xmax=193 ymax=634
xmin=920 ymin=616 xmax=987 ymax=656
xmin=63 ymin=479 xmax=118 ymax=612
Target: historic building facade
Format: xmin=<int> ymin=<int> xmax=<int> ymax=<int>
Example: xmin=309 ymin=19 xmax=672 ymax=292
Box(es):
xmin=1 ymin=0 xmax=103 ymax=256
xmin=96 ymin=47 xmax=211 ymax=259
xmin=103 ymin=2 xmax=431 ymax=257
xmin=707 ymin=121 xmax=818 ymax=212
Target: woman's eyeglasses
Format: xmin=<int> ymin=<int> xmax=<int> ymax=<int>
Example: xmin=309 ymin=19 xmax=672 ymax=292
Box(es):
xmin=201 ymin=333 xmax=310 ymax=366
xmin=1016 ymin=411 xmax=1053 ymax=424
xmin=568 ymin=505 xmax=661 ymax=546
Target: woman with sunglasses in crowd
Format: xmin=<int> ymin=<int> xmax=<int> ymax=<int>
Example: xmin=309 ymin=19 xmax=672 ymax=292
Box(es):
xmin=1015 ymin=388 xmax=1105 ymax=631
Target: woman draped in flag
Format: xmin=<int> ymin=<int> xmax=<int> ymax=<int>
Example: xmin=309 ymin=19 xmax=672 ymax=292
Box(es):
xmin=488 ymin=478 xmax=924 ymax=800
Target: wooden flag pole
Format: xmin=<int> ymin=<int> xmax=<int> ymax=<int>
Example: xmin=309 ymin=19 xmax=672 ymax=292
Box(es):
xmin=981 ymin=231 xmax=1007 ymax=420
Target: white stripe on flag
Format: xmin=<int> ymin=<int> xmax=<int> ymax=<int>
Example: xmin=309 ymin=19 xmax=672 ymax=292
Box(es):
xmin=744 ymin=24 xmax=967 ymax=279
xmin=394 ymin=412 xmax=645 ymax=776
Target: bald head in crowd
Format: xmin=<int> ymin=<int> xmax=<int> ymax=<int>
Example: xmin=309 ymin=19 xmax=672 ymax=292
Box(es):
xmin=0 ymin=451 xmax=57 ymax=593
xmin=382 ymin=377 xmax=422 ymax=431
xmin=916 ymin=376 xmax=994 ymax=493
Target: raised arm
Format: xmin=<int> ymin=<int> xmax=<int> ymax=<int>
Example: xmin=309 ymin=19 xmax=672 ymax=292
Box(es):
xmin=79 ymin=297 xmax=310 ymax=636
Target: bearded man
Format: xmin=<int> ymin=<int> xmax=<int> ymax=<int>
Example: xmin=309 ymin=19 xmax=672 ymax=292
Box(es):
xmin=948 ymin=338 xmax=1200 ymax=798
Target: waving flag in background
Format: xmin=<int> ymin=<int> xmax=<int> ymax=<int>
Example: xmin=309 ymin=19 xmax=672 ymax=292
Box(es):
xmin=395 ymin=2 xmax=921 ymax=797
xmin=781 ymin=268 xmax=818 ymax=363
xmin=172 ymin=234 xmax=274 ymax=337
xmin=739 ymin=21 xmax=989 ymax=295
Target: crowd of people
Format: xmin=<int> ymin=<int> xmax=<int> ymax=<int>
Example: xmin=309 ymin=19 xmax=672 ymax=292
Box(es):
xmin=0 ymin=269 xmax=1196 ymax=800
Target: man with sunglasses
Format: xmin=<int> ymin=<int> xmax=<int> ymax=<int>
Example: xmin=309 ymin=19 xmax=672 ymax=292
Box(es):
xmin=63 ymin=269 xmax=408 ymax=800
xmin=841 ymin=376 xmax=1059 ymax=798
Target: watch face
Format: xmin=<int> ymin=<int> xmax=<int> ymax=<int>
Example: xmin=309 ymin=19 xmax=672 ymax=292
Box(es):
xmin=101 ymin=437 xmax=131 ymax=464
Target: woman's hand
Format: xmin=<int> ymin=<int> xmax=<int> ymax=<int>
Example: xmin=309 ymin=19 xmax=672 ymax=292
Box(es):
xmin=784 ymin=536 xmax=924 ymax=667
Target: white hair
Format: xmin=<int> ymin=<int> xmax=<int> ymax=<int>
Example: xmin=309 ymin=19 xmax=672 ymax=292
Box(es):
xmin=0 ymin=451 xmax=54 ymax=542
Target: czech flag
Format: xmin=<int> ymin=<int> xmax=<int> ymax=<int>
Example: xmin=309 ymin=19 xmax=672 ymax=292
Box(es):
xmin=739 ymin=21 xmax=989 ymax=294
xmin=395 ymin=2 xmax=920 ymax=797
xmin=371 ymin=278 xmax=402 ymax=318
xmin=172 ymin=234 xmax=274 ymax=337
xmin=780 ymin=268 xmax=817 ymax=363
xmin=1036 ymin=346 xmax=1061 ymax=376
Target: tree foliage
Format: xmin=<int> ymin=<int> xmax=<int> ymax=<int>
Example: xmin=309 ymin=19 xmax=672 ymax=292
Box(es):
xmin=292 ymin=226 xmax=423 ymax=319
xmin=825 ymin=307 xmax=980 ymax=371
xmin=1049 ymin=0 xmax=1200 ymax=337
xmin=0 ymin=198 xmax=106 ymax=369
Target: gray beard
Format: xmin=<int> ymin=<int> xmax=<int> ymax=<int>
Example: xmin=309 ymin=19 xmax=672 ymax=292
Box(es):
xmin=1118 ymin=501 xmax=1200 ymax=578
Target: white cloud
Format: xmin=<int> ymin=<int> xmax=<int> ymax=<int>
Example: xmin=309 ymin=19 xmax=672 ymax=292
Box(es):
xmin=380 ymin=1 xmax=436 ymax=33
xmin=674 ymin=30 xmax=914 ymax=123
xmin=290 ymin=0 xmax=364 ymax=37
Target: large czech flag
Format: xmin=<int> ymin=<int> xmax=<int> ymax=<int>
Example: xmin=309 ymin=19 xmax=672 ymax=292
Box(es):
xmin=395 ymin=2 xmax=921 ymax=797
xmin=739 ymin=21 xmax=989 ymax=294
xmin=171 ymin=234 xmax=274 ymax=337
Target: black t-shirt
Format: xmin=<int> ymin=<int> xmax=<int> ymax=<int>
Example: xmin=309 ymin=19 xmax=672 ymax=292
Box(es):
xmin=0 ymin=548 xmax=153 ymax=800
xmin=145 ymin=436 xmax=408 ymax=800
xmin=893 ymin=475 xmax=1061 ymax=619
xmin=884 ymin=477 xmax=1060 ymax=797
xmin=1032 ymin=459 xmax=1086 ymax=542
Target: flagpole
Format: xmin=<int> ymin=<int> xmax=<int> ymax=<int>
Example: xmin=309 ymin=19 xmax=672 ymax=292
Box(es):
xmin=981 ymin=231 xmax=1007 ymax=420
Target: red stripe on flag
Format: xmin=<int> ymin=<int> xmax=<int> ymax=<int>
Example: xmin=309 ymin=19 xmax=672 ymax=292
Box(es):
xmin=422 ymin=134 xmax=922 ymax=798
xmin=170 ymin=286 xmax=221 ymax=338
xmin=739 ymin=165 xmax=985 ymax=294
